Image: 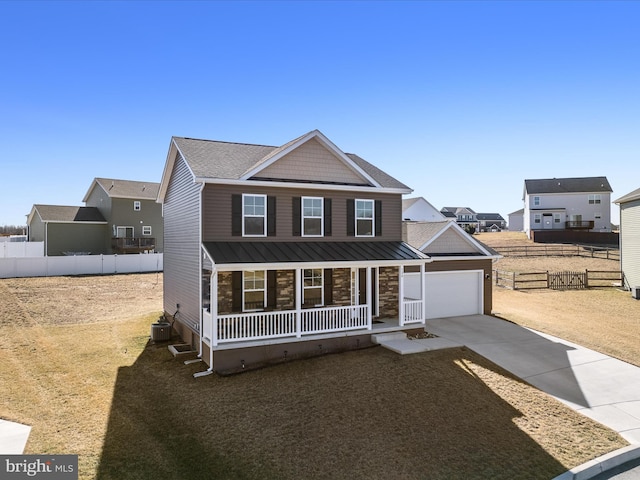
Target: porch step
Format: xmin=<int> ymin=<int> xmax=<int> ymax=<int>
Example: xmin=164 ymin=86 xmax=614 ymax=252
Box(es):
xmin=372 ymin=331 xmax=462 ymax=355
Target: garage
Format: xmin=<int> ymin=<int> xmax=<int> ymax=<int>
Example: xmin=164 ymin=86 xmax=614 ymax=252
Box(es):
xmin=424 ymin=270 xmax=483 ymax=319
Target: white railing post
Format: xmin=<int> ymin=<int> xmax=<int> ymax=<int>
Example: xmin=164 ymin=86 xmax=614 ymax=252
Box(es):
xmin=366 ymin=267 xmax=372 ymax=330
xmin=295 ymin=268 xmax=302 ymax=338
xmin=399 ymin=266 xmax=405 ymax=326
xmin=420 ymin=262 xmax=426 ymax=324
xmin=211 ymin=271 xmax=218 ymax=347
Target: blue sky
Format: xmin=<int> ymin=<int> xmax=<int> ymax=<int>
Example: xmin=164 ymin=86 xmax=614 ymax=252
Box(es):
xmin=1 ymin=0 xmax=638 ymax=227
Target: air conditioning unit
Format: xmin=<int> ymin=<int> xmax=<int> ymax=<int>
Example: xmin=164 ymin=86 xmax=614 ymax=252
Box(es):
xmin=632 ymin=287 xmax=640 ymax=300
xmin=151 ymin=322 xmax=172 ymax=341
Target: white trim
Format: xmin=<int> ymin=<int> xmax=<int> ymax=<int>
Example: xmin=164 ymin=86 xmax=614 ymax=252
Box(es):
xmin=243 ymin=270 xmax=267 ymax=311
xmin=302 ymin=268 xmax=323 ymax=307
xmin=301 ymin=196 xmax=324 ymax=237
xmin=239 ymin=130 xmax=382 ymax=188
xmin=192 ymin=177 xmax=412 ymax=195
xmin=157 ymin=138 xmax=198 ymax=203
xmin=416 ymin=221 xmax=496 ymax=257
xmin=355 ymin=198 xmax=375 ymax=237
xmin=242 ymin=193 xmax=267 ymax=237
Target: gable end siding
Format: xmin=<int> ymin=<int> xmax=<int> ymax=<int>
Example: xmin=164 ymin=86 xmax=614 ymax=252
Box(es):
xmin=163 ymin=152 xmax=202 ymax=333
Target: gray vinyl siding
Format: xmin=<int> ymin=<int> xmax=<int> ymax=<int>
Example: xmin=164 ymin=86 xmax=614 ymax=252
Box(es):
xmin=163 ymin=153 xmax=202 ymax=333
xmin=620 ymin=199 xmax=640 ymax=289
xmin=110 ymin=198 xmax=164 ymax=253
xmin=85 ymin=187 xmax=112 ymax=252
xmin=202 ymin=184 xmax=402 ymax=242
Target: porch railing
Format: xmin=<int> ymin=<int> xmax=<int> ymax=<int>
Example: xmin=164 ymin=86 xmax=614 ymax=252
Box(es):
xmin=205 ymin=304 xmax=371 ymax=346
xmin=403 ymin=299 xmax=424 ymax=324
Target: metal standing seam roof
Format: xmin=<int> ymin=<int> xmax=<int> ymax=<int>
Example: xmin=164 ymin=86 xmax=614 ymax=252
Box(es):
xmin=171 ymin=133 xmax=410 ymax=190
xmin=203 ymin=241 xmax=427 ymax=265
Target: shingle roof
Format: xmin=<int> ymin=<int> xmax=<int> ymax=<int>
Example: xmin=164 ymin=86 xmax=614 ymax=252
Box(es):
xmin=203 ymin=241 xmax=426 ymax=265
xmin=476 ymin=213 xmax=505 ymax=221
xmin=34 ymin=205 xmax=106 ymax=223
xmin=614 ymin=187 xmax=640 ymax=204
xmin=93 ymin=178 xmax=160 ymax=200
xmin=524 ymin=176 xmax=612 ymax=194
xmin=509 ymin=208 xmax=524 ymax=215
xmin=403 ymin=221 xmax=500 ymax=257
xmin=171 ymin=132 xmax=410 ymax=190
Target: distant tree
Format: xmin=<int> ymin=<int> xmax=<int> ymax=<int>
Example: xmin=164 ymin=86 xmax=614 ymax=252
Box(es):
xmin=0 ymin=225 xmax=27 ymax=235
xmin=463 ymin=224 xmax=476 ymax=235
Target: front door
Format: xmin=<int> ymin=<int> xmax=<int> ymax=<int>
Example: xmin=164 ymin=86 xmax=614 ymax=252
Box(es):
xmin=542 ymin=214 xmax=553 ymax=229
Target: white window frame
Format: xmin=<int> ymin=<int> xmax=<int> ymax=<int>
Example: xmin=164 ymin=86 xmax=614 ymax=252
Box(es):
xmin=553 ymin=213 xmax=561 ymax=224
xmin=302 ymin=196 xmax=323 ymax=237
xmin=142 ymin=226 xmax=152 ymax=235
xmin=595 ymin=213 xmax=602 ymax=220
xmin=589 ymin=194 xmax=601 ymax=205
xmin=116 ymin=226 xmax=134 ymax=238
xmin=133 ymin=201 xmax=141 ymax=211
xmin=303 ymin=268 xmax=323 ymax=307
xmin=533 ymin=196 xmax=540 ymax=207
xmin=534 ymin=213 xmax=541 ymax=224
xmin=242 ymin=194 xmax=267 ymax=237
xmin=355 ymin=199 xmax=374 ymax=237
xmin=243 ymin=270 xmax=266 ymax=312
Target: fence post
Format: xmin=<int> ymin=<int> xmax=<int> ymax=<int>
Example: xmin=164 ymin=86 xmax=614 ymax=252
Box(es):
xmin=546 ymin=270 xmax=550 ymax=289
xmin=585 ymin=269 xmax=589 ymax=288
xmin=512 ymin=271 xmax=516 ymax=290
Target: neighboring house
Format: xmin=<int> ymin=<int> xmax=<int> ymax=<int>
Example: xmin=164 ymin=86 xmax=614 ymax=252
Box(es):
xmin=523 ymin=176 xmax=613 ymax=239
xmin=614 ymin=187 xmax=640 ymax=292
xmin=402 ymin=221 xmax=500 ymax=318
xmin=402 ymin=197 xmax=447 ymax=222
xmin=27 ymin=205 xmax=107 ymax=256
xmin=83 ymin=178 xmax=162 ymax=254
xmin=508 ymin=208 xmax=524 ymax=232
xmin=440 ymin=207 xmax=477 ymax=229
xmin=158 ymin=130 xmax=438 ymax=372
xmin=476 ymin=213 xmax=506 ymax=232
xmin=27 ymin=177 xmax=162 ymax=256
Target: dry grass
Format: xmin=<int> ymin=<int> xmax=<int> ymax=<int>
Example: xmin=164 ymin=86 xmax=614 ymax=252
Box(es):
xmin=0 ymin=273 xmax=629 ymax=479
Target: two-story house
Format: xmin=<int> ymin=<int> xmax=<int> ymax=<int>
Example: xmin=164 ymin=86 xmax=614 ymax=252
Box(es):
xmin=158 ymin=130 xmax=435 ymax=373
xmin=27 ymin=178 xmax=162 ymax=255
xmin=476 ymin=213 xmax=506 ymax=232
xmin=440 ymin=207 xmax=477 ymax=230
xmin=83 ymin=178 xmax=163 ymax=254
xmin=523 ymin=176 xmax=612 ymax=239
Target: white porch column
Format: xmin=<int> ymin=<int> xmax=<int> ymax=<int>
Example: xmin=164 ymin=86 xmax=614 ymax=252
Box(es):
xmin=295 ymin=268 xmax=302 ymax=337
xmin=366 ymin=266 xmax=372 ymax=330
xmin=211 ymin=270 xmax=218 ymax=349
xmin=420 ymin=262 xmax=426 ymax=324
xmin=399 ymin=265 xmax=405 ymax=326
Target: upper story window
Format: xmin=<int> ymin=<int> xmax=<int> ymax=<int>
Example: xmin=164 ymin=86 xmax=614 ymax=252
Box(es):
xmin=133 ymin=201 xmax=141 ymax=211
xmin=243 ymin=194 xmax=266 ymax=236
xmin=355 ymin=199 xmax=374 ymax=237
xmin=589 ymin=194 xmax=601 ymax=204
xmin=533 ymin=196 xmax=540 ymax=207
xmin=302 ymin=197 xmax=323 ymax=236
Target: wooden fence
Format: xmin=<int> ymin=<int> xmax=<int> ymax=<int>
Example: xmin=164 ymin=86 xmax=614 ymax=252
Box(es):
xmin=491 ymin=244 xmax=619 ymax=261
xmin=494 ymin=269 xmax=622 ymax=290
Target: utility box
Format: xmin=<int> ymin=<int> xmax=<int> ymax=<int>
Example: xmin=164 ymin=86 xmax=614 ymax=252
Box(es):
xmin=151 ymin=322 xmax=172 ymax=341
xmin=632 ymin=287 xmax=640 ymax=300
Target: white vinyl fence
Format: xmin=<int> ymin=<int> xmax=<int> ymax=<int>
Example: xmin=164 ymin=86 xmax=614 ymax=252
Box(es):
xmin=0 ymin=253 xmax=163 ymax=278
xmin=0 ymin=241 xmax=44 ymax=258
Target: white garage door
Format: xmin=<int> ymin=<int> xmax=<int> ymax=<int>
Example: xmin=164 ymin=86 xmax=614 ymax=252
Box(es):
xmin=424 ymin=270 xmax=483 ymax=319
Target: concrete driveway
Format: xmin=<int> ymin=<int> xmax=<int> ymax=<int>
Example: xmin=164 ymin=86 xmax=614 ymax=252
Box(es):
xmin=424 ymin=315 xmax=640 ymax=445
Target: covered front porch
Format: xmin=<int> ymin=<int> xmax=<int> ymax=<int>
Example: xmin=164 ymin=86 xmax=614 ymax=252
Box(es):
xmin=199 ymin=241 xmax=430 ymax=367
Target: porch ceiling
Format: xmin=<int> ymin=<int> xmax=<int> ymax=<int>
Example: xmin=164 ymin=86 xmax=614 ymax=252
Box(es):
xmin=203 ymin=241 xmax=427 ymax=266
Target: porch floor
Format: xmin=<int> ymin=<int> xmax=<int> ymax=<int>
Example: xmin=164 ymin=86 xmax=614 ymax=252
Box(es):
xmin=208 ymin=317 xmax=424 ymax=351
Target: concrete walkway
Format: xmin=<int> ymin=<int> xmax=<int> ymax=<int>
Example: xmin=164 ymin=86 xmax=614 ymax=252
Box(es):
xmin=0 ymin=419 xmax=31 ymax=454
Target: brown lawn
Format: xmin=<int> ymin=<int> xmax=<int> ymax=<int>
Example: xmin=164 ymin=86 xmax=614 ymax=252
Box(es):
xmin=0 ymin=271 xmax=631 ymax=479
